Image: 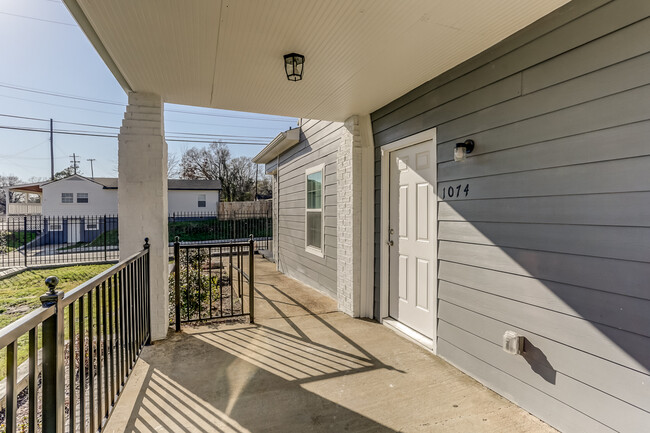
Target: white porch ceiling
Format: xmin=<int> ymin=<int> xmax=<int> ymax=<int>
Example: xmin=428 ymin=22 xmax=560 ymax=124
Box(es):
xmin=66 ymin=0 xmax=569 ymax=121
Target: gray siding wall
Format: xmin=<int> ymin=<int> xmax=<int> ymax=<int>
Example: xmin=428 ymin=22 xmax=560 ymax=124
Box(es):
xmin=371 ymin=1 xmax=650 ymax=431
xmin=276 ymin=119 xmax=343 ymax=298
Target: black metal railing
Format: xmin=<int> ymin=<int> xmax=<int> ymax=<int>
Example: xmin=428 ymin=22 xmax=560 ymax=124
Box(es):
xmin=171 ymin=236 xmax=255 ymax=331
xmin=0 ymin=239 xmax=150 ymax=433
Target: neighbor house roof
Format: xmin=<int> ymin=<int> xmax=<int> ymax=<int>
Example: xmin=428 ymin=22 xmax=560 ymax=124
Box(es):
xmin=40 ymin=175 xmax=222 ymax=190
xmin=167 ymin=179 xmax=222 ymax=191
xmin=6 ymin=182 xmax=45 ymax=194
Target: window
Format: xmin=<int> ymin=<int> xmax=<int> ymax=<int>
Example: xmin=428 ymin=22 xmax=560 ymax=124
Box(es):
xmin=50 ymin=223 xmax=63 ymax=231
xmin=77 ymin=193 xmax=89 ymax=203
xmin=61 ymin=193 xmax=73 ymax=204
xmin=85 ymin=221 xmax=99 ymax=230
xmin=198 ymin=194 xmax=206 ymax=208
xmin=305 ymin=164 xmax=324 ymax=256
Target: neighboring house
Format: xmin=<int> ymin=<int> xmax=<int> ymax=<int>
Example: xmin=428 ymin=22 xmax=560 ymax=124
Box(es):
xmin=6 ymin=175 xmax=221 ymax=244
xmin=64 ymin=1 xmax=650 ymax=431
xmin=6 ymin=175 xmax=222 ymax=216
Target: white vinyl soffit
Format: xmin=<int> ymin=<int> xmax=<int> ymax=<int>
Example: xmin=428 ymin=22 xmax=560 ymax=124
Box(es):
xmin=69 ymin=0 xmax=569 ymax=121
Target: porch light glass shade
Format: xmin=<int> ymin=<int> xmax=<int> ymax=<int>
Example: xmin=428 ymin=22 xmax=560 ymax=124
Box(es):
xmin=454 ymin=140 xmax=475 ymax=162
xmin=284 ymin=53 xmax=305 ymax=81
xmin=454 ymin=146 xmax=467 ymax=161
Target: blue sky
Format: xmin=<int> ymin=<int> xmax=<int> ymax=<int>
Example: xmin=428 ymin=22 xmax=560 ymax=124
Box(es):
xmin=0 ymin=0 xmax=297 ymax=181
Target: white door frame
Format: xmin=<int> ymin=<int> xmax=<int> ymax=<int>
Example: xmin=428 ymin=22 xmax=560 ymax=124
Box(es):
xmin=379 ymin=128 xmax=437 ymax=350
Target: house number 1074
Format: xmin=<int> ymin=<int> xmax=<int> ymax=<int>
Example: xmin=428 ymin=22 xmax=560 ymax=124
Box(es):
xmin=441 ymin=184 xmax=469 ymax=199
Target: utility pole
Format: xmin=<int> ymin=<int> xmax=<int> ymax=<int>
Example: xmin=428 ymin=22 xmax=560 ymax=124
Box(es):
xmin=87 ymin=158 xmax=96 ymax=178
xmin=50 ymin=119 xmax=54 ymax=180
xmin=69 ymin=153 xmax=80 ymax=175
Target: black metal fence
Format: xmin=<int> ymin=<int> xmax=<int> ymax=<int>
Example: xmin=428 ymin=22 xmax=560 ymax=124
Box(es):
xmin=0 ymin=210 xmax=272 ymax=268
xmin=171 ymin=237 xmax=255 ymax=330
xmin=0 ymin=240 xmax=150 ymax=433
xmin=0 ymin=215 xmax=119 ymax=268
xmin=169 ymin=210 xmax=272 ymax=251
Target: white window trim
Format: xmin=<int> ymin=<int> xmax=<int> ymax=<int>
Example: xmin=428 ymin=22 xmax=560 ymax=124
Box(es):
xmin=77 ymin=192 xmax=89 ymax=204
xmin=61 ymin=193 xmax=73 ymax=204
xmin=305 ymin=163 xmax=325 ymax=258
xmin=198 ymin=193 xmax=206 ymax=208
xmin=50 ymin=223 xmax=63 ymax=231
xmin=85 ymin=221 xmax=99 ymax=230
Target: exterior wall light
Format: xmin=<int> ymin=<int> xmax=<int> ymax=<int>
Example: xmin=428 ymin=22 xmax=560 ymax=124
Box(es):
xmin=284 ymin=53 xmax=305 ymax=81
xmin=454 ymin=139 xmax=475 ymax=162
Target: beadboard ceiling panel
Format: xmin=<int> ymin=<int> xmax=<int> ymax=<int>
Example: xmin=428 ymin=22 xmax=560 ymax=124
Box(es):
xmin=67 ymin=0 xmax=569 ymax=121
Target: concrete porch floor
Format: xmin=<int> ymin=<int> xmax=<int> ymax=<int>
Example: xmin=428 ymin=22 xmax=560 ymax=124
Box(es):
xmin=105 ymin=257 xmax=556 ymax=433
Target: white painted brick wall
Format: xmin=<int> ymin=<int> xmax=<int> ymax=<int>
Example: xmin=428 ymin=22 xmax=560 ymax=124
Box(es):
xmin=118 ymin=92 xmax=169 ymax=341
xmin=337 ymin=116 xmax=362 ymax=316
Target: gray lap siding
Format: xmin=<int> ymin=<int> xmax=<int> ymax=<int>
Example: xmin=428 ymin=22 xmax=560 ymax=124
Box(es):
xmin=276 ymin=119 xmax=343 ymax=299
xmin=371 ymin=1 xmax=650 ymax=432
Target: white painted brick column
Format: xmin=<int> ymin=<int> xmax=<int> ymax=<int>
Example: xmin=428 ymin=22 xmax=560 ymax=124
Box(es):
xmin=337 ymin=115 xmax=363 ymax=316
xmin=118 ymin=92 xmax=169 ymax=341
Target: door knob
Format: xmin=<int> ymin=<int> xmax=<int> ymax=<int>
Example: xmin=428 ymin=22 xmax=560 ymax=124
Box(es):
xmin=387 ymin=240 xmax=394 ymax=247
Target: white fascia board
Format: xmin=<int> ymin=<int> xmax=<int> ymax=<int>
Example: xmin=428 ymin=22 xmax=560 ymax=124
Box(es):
xmin=252 ymin=128 xmax=300 ymax=164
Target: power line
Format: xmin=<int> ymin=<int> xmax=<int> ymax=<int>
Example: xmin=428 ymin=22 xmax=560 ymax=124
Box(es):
xmin=0 ymin=113 xmax=275 ymax=140
xmin=165 ymin=118 xmax=285 ymax=131
xmin=0 ymin=124 xmax=268 ymax=145
xmin=165 ymin=108 xmax=293 ymax=123
xmin=0 ymin=82 xmax=296 ymax=123
xmin=0 ymin=93 xmax=124 ymax=116
xmin=0 ymin=109 xmax=284 ymax=131
xmin=0 ymin=83 xmax=124 ymax=106
xmin=0 ymin=11 xmax=76 ymax=27
xmin=0 ymin=138 xmax=49 ymax=158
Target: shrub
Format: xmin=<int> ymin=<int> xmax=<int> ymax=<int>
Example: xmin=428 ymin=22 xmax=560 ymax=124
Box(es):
xmin=168 ymin=248 xmax=220 ymax=323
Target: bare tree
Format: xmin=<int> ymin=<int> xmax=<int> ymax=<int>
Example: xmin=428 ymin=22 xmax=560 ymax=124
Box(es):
xmin=180 ymin=142 xmax=261 ymax=201
xmin=168 ymin=152 xmax=181 ymax=178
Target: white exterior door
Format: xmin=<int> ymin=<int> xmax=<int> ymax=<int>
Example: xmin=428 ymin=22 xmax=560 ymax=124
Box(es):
xmin=67 ymin=219 xmax=81 ymax=244
xmin=388 ymin=141 xmax=437 ymax=338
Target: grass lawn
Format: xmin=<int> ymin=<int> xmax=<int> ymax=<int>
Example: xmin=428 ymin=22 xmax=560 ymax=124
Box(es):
xmin=0 ymin=263 xmax=112 ymax=378
xmin=2 ymin=231 xmax=38 ymax=252
xmin=88 ymin=228 xmax=118 ymax=247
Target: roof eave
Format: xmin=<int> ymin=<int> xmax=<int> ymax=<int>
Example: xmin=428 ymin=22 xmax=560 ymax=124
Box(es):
xmin=252 ymin=128 xmax=301 ymax=164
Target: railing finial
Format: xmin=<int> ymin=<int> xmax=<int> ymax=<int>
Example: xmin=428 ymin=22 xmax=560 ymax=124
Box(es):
xmin=44 ymin=276 xmax=59 ymax=295
xmin=175 ymin=236 xmax=180 ymax=243
xmin=41 ymin=276 xmax=62 ymax=307
xmin=144 ymin=237 xmax=150 ymax=249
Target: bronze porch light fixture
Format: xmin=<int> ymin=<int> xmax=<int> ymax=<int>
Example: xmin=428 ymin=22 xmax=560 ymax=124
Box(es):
xmin=284 ymin=53 xmax=305 ymax=81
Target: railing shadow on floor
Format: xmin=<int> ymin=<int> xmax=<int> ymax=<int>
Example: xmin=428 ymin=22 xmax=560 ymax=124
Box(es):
xmin=119 ymin=259 xmax=401 ymax=433
xmin=122 ymin=331 xmax=398 ymax=433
